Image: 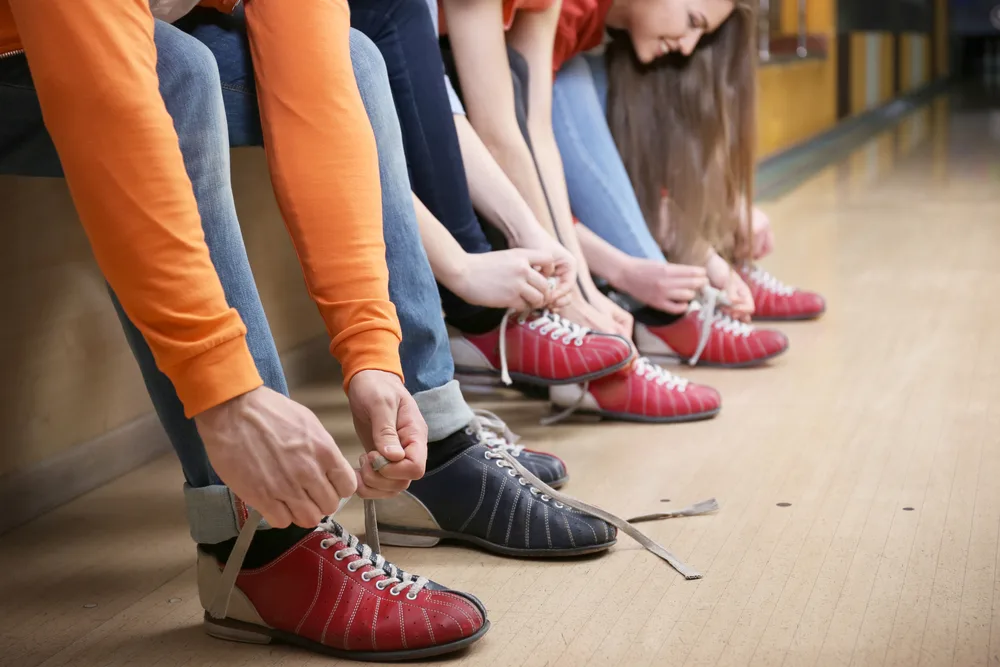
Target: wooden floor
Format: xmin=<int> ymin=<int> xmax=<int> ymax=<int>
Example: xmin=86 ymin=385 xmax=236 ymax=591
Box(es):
xmin=4 ymin=93 xmax=1000 ymax=667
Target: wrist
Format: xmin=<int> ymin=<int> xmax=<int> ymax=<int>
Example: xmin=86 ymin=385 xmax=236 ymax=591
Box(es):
xmin=438 ymin=251 xmax=473 ymax=294
xmin=705 ymin=253 xmax=731 ymax=288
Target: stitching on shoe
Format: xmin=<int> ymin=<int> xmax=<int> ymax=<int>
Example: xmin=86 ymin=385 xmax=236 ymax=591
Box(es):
xmin=371 ymin=597 xmax=380 ymax=651
xmin=398 ymin=601 xmax=408 ymax=649
xmin=459 ymin=465 xmax=489 ymax=533
xmin=343 ymin=588 xmax=366 ymax=649
xmin=485 ymin=475 xmax=508 ymax=539
xmin=524 ymin=496 xmax=534 ymax=549
xmin=320 ymin=577 xmax=349 ymax=644
xmin=294 ymin=558 xmax=324 ymax=634
xmin=504 ymin=488 xmax=522 ymax=547
xmin=422 ymin=608 xmax=436 ymax=645
xmin=544 ymin=505 xmax=552 ymax=548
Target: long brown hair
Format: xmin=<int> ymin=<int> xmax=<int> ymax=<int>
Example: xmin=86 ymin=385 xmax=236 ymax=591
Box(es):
xmin=605 ymin=2 xmax=756 ymax=265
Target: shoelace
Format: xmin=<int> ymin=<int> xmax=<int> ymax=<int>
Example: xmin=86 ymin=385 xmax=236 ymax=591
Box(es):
xmin=208 ymin=496 xmax=387 ymax=620
xmin=748 ymin=266 xmax=795 ymax=297
xmin=540 ymin=357 xmax=684 ymax=426
xmin=634 ymin=356 xmax=689 ymax=390
xmin=468 ymin=409 xmax=525 ymax=457
xmin=689 ymin=286 xmax=753 ymax=366
xmin=318 ymin=517 xmax=428 ymax=600
xmin=484 ymin=448 xmax=717 ymax=579
xmin=498 ymin=310 xmax=591 ymax=386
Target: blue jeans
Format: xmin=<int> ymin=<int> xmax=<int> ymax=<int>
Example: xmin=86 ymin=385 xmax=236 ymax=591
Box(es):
xmin=179 ymin=9 xmax=473 ymax=442
xmin=348 ymin=0 xmax=497 ymax=325
xmin=0 ymin=21 xmax=287 ymax=543
xmin=552 ymin=54 xmax=667 ymax=263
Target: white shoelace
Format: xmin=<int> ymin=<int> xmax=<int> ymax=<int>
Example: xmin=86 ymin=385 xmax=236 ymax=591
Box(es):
xmin=209 ymin=496 xmax=388 ymax=620
xmin=318 ymin=517 xmax=428 ymax=600
xmin=633 ymin=356 xmax=689 ymax=390
xmin=689 ymin=287 xmax=752 ymax=366
xmin=541 ymin=357 xmax=684 ymax=426
xmin=498 ymin=310 xmax=591 ymax=385
xmin=748 ymin=266 xmax=795 ymax=297
xmin=468 ymin=409 xmax=525 ymax=457
xmin=486 ymin=448 xmax=717 ymax=579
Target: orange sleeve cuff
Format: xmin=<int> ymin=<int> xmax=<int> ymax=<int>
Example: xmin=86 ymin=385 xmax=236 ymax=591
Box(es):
xmin=165 ymin=336 xmax=264 ymax=418
xmin=334 ymin=328 xmax=404 ymax=391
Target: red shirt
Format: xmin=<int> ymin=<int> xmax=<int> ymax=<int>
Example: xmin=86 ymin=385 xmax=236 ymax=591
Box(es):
xmin=439 ymin=0 xmax=612 ymax=72
xmin=552 ymin=0 xmax=613 ymax=72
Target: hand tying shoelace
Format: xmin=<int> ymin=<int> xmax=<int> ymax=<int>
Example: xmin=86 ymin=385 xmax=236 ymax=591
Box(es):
xmin=690 ymin=285 xmax=754 ymax=366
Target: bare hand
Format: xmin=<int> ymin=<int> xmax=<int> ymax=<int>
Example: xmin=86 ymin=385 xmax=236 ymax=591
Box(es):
xmin=517 ymin=231 xmax=577 ymax=310
xmin=195 ymin=386 xmax=357 ymax=529
xmin=617 ymin=258 xmax=707 ymax=314
xmin=559 ymin=288 xmax=622 ymax=336
xmin=724 ymin=271 xmax=755 ymax=322
xmin=589 ymin=289 xmax=635 ymax=339
xmin=742 ymin=206 xmax=775 ymax=260
xmin=347 ymin=370 xmax=428 ymax=499
xmin=451 ymin=248 xmax=560 ymax=312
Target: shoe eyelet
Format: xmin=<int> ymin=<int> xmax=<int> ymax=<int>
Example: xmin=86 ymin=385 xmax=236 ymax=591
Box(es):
xmin=389 ymin=588 xmax=401 ymax=596
xmin=375 ymin=580 xmax=388 ymax=591
xmin=507 ymin=469 xmax=517 ymax=477
xmin=518 ymin=478 xmax=527 ymax=486
xmin=575 ymin=340 xmax=584 ymax=347
xmin=319 ymin=540 xmax=332 ymax=550
xmin=407 ymin=592 xmax=418 ymax=601
xmin=361 ymin=571 xmax=374 ymax=582
xmin=347 ymin=562 xmax=361 ymax=572
xmin=333 ymin=551 xmax=346 ymax=561
xmin=495 ymin=460 xmax=504 ymax=467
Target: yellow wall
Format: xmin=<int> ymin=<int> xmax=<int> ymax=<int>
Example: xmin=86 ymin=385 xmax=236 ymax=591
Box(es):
xmin=756 ymin=0 xmax=837 ymax=157
xmin=0 ymin=151 xmax=327 ymax=477
xmin=849 ymin=32 xmax=896 ymax=115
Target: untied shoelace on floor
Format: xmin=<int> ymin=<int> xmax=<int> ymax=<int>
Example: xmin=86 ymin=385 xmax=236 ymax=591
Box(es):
xmin=208 ymin=453 xmax=718 ymax=620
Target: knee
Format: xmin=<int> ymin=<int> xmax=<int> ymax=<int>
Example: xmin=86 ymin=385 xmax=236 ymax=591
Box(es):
xmin=154 ymin=22 xmax=222 ymax=99
xmin=349 ymin=29 xmax=397 ymax=134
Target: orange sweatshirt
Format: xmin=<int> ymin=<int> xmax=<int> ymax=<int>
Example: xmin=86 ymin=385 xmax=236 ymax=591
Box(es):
xmin=1 ymin=0 xmax=402 ymax=417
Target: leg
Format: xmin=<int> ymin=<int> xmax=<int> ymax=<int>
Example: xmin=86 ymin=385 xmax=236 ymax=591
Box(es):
xmin=552 ymin=55 xmax=667 ymax=263
xmin=347 ymin=29 xmax=477 ymax=442
xmin=348 ymin=0 xmax=501 ymax=327
xmin=0 ymin=22 xmax=286 ymax=544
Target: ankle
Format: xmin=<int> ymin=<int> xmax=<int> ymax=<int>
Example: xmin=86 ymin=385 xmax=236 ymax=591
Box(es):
xmin=200 ymin=524 xmax=312 ymax=569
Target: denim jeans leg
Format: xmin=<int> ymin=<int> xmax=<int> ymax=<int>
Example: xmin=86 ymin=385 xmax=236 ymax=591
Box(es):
xmin=181 ymin=11 xmax=473 ymax=441
xmin=552 ymin=55 xmax=668 ymax=262
xmin=350 ymin=32 xmax=473 ymax=442
xmin=0 ymin=20 xmax=283 ymax=544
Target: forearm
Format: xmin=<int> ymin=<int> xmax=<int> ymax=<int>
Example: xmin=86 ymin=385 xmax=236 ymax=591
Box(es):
xmin=244 ymin=0 xmax=402 ymax=386
xmin=454 ymin=114 xmax=549 ymax=247
xmin=411 ymin=193 xmax=469 ymax=291
xmin=575 ymin=224 xmax=633 ymax=288
xmin=529 ymin=129 xmax=598 ymax=291
xmin=9 ymin=0 xmax=261 ymax=417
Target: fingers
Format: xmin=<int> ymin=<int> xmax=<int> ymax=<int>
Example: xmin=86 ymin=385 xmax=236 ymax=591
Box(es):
xmin=255 ymin=499 xmax=294 ymax=529
xmin=285 ymin=494 xmax=326 ymax=529
xmin=659 ymin=299 xmax=690 ymax=315
xmin=323 ymin=447 xmax=360 ymax=501
xmin=371 ymin=397 xmax=427 ymax=482
xmin=366 ymin=398 xmax=406 ymax=462
xmin=518 ymin=284 xmax=548 ymax=310
xmin=355 ymin=454 xmax=410 ymax=499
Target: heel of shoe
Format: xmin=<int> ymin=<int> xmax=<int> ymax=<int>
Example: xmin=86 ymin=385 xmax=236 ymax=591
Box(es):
xmin=377 ymin=529 xmax=441 ymax=548
xmin=204 ymin=615 xmax=272 ymax=645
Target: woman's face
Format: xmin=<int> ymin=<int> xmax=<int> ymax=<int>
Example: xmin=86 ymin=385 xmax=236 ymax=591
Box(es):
xmin=623 ymin=0 xmax=735 ymax=64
